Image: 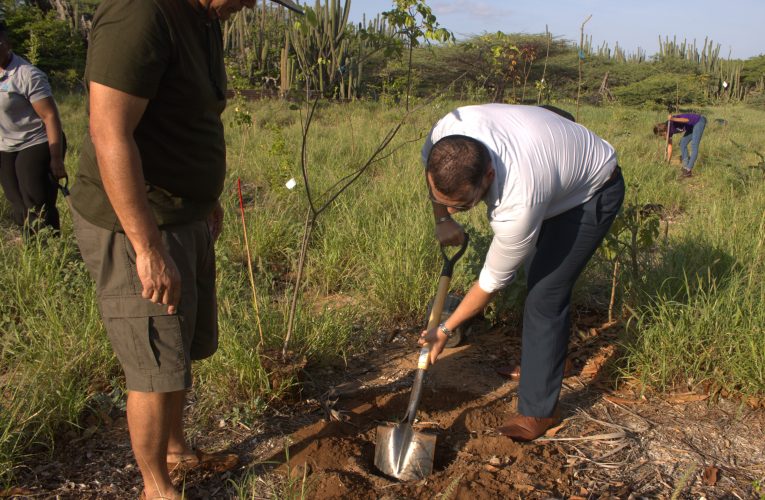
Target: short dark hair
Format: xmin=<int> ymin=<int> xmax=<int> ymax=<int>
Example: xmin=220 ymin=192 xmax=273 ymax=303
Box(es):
xmin=653 ymin=122 xmax=667 ymax=136
xmin=426 ymin=135 xmax=490 ymax=197
xmin=0 ymin=21 xmax=7 ymax=35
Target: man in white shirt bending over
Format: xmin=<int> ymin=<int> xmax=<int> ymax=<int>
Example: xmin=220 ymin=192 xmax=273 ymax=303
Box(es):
xmin=420 ymin=104 xmax=624 ymax=441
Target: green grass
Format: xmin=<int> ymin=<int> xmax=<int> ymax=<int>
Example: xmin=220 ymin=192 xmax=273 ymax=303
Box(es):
xmin=0 ymin=227 xmax=115 ymax=480
xmin=1 ymin=97 xmax=764 ymax=485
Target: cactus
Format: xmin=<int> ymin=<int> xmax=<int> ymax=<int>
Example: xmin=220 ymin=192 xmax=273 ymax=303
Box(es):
xmin=280 ymin=30 xmax=296 ymax=97
xmin=289 ymin=0 xmax=352 ymax=97
xmin=657 ymin=35 xmax=748 ymax=102
xmin=222 ymin=0 xmax=292 ymax=89
xmin=217 ymin=0 xmax=395 ymax=99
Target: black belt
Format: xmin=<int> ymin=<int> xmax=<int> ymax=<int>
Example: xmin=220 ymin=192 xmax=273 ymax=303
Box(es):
xmin=596 ymin=165 xmax=621 ymax=193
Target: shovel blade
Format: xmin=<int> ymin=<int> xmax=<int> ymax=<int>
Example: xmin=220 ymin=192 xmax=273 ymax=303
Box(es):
xmin=374 ymin=423 xmax=436 ymax=481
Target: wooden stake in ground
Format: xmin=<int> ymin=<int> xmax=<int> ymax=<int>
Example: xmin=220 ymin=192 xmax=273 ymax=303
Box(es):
xmin=576 ymin=14 xmax=592 ymax=122
xmin=536 ymin=25 xmax=552 ymax=105
xmin=237 ymin=178 xmax=265 ymax=350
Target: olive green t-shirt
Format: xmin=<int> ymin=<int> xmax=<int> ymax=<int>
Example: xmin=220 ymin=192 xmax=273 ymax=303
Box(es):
xmin=71 ymin=0 xmax=228 ymax=230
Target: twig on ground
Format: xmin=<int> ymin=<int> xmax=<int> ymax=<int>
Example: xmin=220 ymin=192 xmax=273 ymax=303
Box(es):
xmin=564 ymin=444 xmax=625 ymax=469
xmin=537 ymin=430 xmax=625 ymax=442
xmin=594 ymin=441 xmax=631 ymax=461
xmin=654 ymin=470 xmax=673 ymax=492
xmin=578 ymin=411 xmax=635 ymax=433
xmin=602 ymin=397 xmax=657 ymax=427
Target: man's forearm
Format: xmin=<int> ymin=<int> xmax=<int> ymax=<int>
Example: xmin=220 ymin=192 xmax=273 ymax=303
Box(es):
xmin=443 ymin=281 xmax=495 ymax=331
xmin=88 ymin=82 xmax=180 ymax=311
xmin=93 ymin=135 xmax=162 ymax=253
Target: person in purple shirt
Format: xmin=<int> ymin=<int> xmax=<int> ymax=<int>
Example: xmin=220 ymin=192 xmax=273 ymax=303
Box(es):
xmin=654 ymin=113 xmax=707 ymax=178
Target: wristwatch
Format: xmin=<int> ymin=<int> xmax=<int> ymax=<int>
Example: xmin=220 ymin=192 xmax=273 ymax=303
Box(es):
xmin=438 ymin=322 xmax=454 ymax=338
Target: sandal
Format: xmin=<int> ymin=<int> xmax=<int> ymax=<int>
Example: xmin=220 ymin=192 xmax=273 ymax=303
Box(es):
xmin=167 ymin=449 xmax=239 ymax=477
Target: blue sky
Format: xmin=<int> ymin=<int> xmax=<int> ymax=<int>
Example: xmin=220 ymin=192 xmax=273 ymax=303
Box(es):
xmin=348 ymin=0 xmax=764 ymax=59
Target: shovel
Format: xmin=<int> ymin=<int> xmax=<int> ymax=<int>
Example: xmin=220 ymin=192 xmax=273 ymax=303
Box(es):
xmin=374 ymin=235 xmax=469 ymax=481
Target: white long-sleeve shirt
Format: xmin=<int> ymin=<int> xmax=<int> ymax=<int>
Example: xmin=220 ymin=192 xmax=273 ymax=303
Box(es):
xmin=422 ymin=104 xmax=618 ymax=293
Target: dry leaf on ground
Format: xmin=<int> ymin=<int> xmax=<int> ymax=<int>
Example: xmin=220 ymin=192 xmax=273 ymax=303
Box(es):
xmin=603 ymin=395 xmax=642 ymax=405
xmin=666 ymin=393 xmax=709 ymax=404
xmin=702 ymin=466 xmax=719 ymax=486
xmin=545 ymin=421 xmax=566 ymax=437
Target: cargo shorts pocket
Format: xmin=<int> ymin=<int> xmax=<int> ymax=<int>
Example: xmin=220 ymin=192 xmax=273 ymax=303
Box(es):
xmin=100 ymin=296 xmax=185 ymax=373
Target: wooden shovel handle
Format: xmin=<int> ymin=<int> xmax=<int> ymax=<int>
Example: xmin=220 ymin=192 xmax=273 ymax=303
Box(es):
xmin=417 ymin=236 xmax=470 ymax=370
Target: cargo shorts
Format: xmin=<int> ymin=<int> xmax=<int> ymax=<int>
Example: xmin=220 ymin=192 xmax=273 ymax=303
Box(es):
xmin=72 ymin=207 xmax=218 ymax=393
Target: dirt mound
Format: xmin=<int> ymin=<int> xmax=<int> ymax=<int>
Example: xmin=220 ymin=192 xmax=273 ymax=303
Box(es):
xmin=259 ymin=325 xmax=595 ymax=498
xmin=270 ymin=383 xmax=573 ymax=499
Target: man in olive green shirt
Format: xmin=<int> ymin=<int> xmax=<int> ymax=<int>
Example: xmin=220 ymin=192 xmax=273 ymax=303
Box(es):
xmin=71 ymin=0 xmax=302 ymax=498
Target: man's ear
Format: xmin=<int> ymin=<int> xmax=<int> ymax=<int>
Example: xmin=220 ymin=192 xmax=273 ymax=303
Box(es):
xmin=486 ymin=162 xmax=495 ymax=183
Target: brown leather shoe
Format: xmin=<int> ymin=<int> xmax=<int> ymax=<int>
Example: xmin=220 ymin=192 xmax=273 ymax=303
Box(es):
xmin=497 ymin=406 xmax=562 ymax=442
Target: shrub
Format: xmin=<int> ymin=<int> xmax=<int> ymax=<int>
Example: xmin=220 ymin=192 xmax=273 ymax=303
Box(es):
xmin=612 ymin=73 xmax=707 ymax=107
xmin=1 ymin=4 xmax=86 ymax=83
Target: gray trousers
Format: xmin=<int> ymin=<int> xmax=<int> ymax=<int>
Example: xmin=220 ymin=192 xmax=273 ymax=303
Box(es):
xmin=518 ymin=168 xmax=625 ymax=417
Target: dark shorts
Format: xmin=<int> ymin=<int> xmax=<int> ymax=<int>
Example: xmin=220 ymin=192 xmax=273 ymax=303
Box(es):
xmin=72 ymin=207 xmax=218 ymax=393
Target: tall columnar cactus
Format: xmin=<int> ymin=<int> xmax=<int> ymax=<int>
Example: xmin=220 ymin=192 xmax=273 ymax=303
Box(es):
xmin=717 ymin=59 xmax=744 ymax=101
xmin=280 ymin=30 xmax=296 ymax=97
xmin=219 ymin=0 xmax=394 ymax=99
xmin=657 ymin=35 xmax=748 ymax=102
xmin=346 ymin=13 xmax=396 ymax=99
xmin=289 ymin=0 xmax=352 ymax=97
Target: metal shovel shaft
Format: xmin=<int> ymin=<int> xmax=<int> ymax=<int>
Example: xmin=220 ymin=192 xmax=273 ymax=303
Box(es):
xmin=374 ymin=276 xmax=451 ymax=480
xmin=374 ymin=237 xmax=469 ymax=481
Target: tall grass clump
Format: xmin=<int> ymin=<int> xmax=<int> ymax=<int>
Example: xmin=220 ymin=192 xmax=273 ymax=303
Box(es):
xmin=625 ymin=263 xmax=764 ymax=395
xmin=0 ymin=231 xmax=114 ymax=484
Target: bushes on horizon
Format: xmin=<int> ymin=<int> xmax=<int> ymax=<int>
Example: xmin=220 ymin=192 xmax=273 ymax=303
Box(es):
xmin=612 ymin=73 xmax=708 ymax=107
